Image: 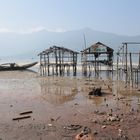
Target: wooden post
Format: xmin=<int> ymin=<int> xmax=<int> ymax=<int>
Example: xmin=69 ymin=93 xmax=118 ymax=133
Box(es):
xmin=136 ymin=70 xmax=139 ymax=86
xmin=95 ymin=57 xmax=97 ymax=77
xmin=122 ymin=45 xmax=124 ymax=78
xmin=47 ymin=54 xmax=50 ymax=76
xmin=134 ymin=70 xmax=136 ymax=86
xmin=138 ymin=51 xmax=140 ymax=68
xmin=59 ymin=50 xmax=61 ymax=75
xmin=75 ymin=54 xmax=77 ymax=76
xmin=112 ymin=55 xmax=114 ymax=79
xmin=125 ymin=43 xmax=128 ymax=85
xmin=40 ymin=54 xmax=42 ymax=76
xmin=117 ymin=54 xmax=119 ymax=80
xmin=130 ymin=53 xmax=133 ymax=87
xmin=43 ymin=54 xmax=46 ymax=75
xmin=42 ymin=54 xmax=45 ymax=76
xmin=62 ymin=51 xmax=64 ymax=75
xmin=55 ymin=49 xmax=58 ymax=75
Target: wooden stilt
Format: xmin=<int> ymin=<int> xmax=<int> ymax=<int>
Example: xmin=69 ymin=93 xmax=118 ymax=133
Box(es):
xmin=130 ymin=53 xmax=133 ymax=87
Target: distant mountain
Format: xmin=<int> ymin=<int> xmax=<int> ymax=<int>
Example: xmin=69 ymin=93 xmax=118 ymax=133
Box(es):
xmin=0 ymin=28 xmax=140 ymax=59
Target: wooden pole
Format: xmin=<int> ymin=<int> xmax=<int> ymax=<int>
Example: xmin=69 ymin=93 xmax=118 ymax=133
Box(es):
xmin=121 ymin=46 xmax=124 ymax=78
xmin=55 ymin=49 xmax=58 ymax=75
xmin=40 ymin=55 xmax=42 ymax=76
xmin=125 ymin=43 xmax=128 ymax=85
xmin=13 ymin=116 xmax=31 ymax=121
xmin=139 ymin=51 xmax=140 ymax=68
xmin=117 ymin=54 xmax=119 ymax=80
xmin=130 ymin=53 xmax=133 ymax=87
xmin=42 ymin=54 xmax=45 ymax=76
xmin=95 ymin=57 xmax=97 ymax=77
xmin=47 ymin=54 xmax=50 ymax=76
xmin=136 ymin=70 xmax=139 ymax=87
xmin=59 ymin=50 xmax=61 ymax=75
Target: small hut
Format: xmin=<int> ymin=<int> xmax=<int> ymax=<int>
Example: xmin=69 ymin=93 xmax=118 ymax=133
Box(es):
xmin=81 ymin=42 xmax=114 ymax=76
xmin=38 ymin=46 xmax=79 ymax=76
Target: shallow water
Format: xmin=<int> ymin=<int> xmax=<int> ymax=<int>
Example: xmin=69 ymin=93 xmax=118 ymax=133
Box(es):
xmin=0 ymin=70 xmax=140 ymax=139
xmin=0 ymin=71 xmax=139 ymax=112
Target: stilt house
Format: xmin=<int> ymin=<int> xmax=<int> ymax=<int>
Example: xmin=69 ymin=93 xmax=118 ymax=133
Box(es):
xmin=81 ymin=42 xmax=114 ymax=76
xmin=38 ymin=46 xmax=79 ymax=76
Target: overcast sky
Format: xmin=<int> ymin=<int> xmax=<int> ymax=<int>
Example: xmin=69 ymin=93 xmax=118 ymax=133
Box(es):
xmin=0 ymin=0 xmax=140 ymax=35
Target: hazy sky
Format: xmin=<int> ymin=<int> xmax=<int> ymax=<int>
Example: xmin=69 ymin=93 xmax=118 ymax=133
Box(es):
xmin=0 ymin=0 xmax=140 ymax=35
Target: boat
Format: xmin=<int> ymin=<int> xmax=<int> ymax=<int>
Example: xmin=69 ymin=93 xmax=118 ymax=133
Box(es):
xmin=0 ymin=62 xmax=38 ymax=71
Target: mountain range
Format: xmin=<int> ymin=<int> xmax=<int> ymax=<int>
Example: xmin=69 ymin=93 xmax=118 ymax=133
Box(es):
xmin=0 ymin=28 xmax=140 ymax=59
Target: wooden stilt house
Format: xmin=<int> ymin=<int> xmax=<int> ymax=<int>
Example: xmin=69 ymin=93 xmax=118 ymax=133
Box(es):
xmin=38 ymin=46 xmax=79 ymax=76
xmin=81 ymin=42 xmax=114 ymax=76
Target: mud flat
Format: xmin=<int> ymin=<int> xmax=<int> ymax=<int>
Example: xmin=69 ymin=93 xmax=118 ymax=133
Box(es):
xmin=0 ymin=71 xmax=140 ymax=140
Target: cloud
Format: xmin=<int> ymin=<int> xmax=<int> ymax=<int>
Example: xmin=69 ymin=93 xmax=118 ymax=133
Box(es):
xmin=18 ymin=26 xmax=46 ymax=34
xmin=46 ymin=28 xmax=66 ymax=33
xmin=0 ymin=27 xmax=13 ymax=33
xmin=0 ymin=26 xmax=66 ymax=34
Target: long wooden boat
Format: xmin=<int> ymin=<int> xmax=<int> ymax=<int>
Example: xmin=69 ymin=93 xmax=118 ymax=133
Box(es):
xmin=0 ymin=62 xmax=38 ymax=71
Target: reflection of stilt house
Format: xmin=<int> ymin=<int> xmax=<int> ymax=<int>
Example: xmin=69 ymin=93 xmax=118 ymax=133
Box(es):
xmin=81 ymin=42 xmax=114 ymax=76
xmin=38 ymin=46 xmax=79 ymax=76
xmin=39 ymin=77 xmax=77 ymax=105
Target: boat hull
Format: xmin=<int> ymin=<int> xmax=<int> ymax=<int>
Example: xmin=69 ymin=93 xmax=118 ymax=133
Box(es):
xmin=0 ymin=62 xmax=38 ymax=71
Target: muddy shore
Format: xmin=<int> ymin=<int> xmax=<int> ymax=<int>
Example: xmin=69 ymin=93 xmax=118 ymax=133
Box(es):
xmin=0 ymin=71 xmax=140 ymax=140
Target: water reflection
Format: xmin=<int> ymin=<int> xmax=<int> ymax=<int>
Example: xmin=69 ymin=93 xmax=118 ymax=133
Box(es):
xmin=89 ymin=96 xmax=103 ymax=106
xmin=79 ymin=78 xmax=110 ymax=106
xmin=39 ymin=77 xmax=78 ymax=105
xmin=113 ymin=80 xmax=140 ymax=111
xmin=0 ymin=70 xmax=38 ymax=79
xmin=25 ymin=69 xmax=38 ymax=74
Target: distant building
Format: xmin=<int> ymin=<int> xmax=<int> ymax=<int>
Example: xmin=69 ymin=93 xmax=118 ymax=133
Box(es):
xmin=81 ymin=42 xmax=114 ymax=76
xmin=38 ymin=45 xmax=79 ymax=76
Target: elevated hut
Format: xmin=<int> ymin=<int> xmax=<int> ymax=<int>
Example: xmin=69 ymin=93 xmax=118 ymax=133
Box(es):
xmin=38 ymin=46 xmax=79 ymax=76
xmin=81 ymin=42 xmax=114 ymax=77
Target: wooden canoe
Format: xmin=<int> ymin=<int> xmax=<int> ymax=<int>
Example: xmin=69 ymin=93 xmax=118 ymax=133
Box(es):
xmin=0 ymin=62 xmax=38 ymax=71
